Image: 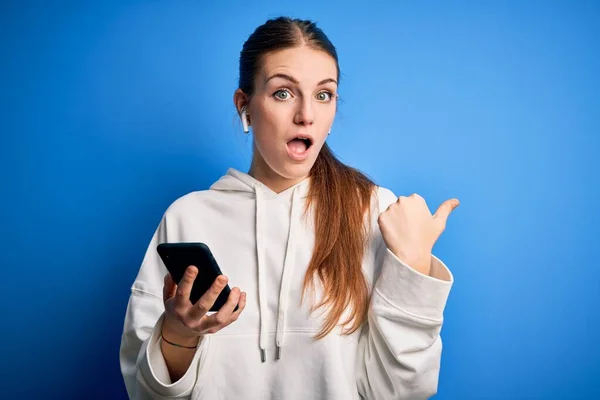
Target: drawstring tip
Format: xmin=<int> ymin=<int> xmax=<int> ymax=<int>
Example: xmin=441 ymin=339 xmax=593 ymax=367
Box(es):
xmin=261 ymin=349 xmax=266 ymax=363
xmin=276 ymin=346 xmax=281 ymax=360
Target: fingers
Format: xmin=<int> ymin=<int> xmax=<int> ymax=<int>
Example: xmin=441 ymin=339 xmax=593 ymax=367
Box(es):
xmin=433 ymin=198 xmax=460 ymax=229
xmin=189 ymin=275 xmax=229 ymax=319
xmin=220 ymin=288 xmax=242 ymax=316
xmin=229 ymin=290 xmax=247 ymax=321
xmin=163 ymin=273 xmax=177 ymax=301
xmin=204 ymin=288 xmax=245 ymax=333
xmin=174 ymin=266 xmax=198 ymax=306
xmin=397 ymin=193 xmax=422 ymax=202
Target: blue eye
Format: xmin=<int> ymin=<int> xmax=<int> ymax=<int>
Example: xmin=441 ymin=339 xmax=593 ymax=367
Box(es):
xmin=274 ymin=89 xmax=291 ymax=100
xmin=317 ymin=91 xmax=332 ymax=102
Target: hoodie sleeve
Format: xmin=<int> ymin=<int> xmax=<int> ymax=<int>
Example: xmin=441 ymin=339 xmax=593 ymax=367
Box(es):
xmin=355 ymin=187 xmax=454 ymax=400
xmin=119 ymin=213 xmax=206 ymax=399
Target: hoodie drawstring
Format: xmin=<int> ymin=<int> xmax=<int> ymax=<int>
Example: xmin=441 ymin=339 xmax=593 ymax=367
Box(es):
xmin=253 ymin=183 xmax=301 ymax=362
xmin=275 ymin=186 xmax=300 ymax=359
xmin=254 ymin=184 xmax=268 ymax=362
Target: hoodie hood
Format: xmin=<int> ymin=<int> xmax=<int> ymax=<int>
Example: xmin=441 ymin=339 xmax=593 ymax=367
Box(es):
xmin=210 ymin=168 xmax=311 ymax=361
xmin=210 ymin=168 xmax=311 ymax=198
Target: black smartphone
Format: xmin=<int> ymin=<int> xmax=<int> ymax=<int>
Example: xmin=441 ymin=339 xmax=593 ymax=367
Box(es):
xmin=157 ymin=242 xmax=238 ymax=312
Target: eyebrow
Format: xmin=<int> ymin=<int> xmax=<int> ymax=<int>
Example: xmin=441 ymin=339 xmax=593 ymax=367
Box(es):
xmin=265 ymin=73 xmax=337 ymax=86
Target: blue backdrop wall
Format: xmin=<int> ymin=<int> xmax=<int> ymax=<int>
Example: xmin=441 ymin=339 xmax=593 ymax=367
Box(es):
xmin=1 ymin=1 xmax=599 ymax=398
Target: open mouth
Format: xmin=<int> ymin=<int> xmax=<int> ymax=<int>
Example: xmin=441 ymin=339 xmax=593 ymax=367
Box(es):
xmin=286 ymin=136 xmax=313 ymax=155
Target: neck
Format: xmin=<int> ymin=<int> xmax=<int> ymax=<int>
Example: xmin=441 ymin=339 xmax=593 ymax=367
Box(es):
xmin=248 ymin=153 xmax=308 ymax=194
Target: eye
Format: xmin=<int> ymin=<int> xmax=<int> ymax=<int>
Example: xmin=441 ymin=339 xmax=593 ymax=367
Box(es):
xmin=316 ymin=91 xmax=333 ymax=102
xmin=273 ymin=89 xmax=292 ymax=101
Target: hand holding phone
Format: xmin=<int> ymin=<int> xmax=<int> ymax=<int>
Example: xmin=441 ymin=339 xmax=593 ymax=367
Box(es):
xmin=162 ymin=265 xmax=247 ymax=341
xmin=157 ymin=242 xmax=247 ymax=341
xmin=158 ymin=242 xmax=238 ymax=312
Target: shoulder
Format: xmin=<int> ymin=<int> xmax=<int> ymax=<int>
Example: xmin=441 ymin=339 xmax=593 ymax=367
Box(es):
xmin=163 ymin=189 xmax=215 ymax=220
xmin=371 ymin=185 xmax=398 ymax=215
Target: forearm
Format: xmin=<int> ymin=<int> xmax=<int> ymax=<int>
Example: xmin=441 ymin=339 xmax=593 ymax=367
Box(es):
xmin=356 ymin=250 xmax=453 ymax=399
xmin=160 ymin=327 xmax=202 ymax=382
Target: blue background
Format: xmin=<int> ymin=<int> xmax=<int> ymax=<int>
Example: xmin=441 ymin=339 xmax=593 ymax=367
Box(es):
xmin=1 ymin=1 xmax=598 ymax=398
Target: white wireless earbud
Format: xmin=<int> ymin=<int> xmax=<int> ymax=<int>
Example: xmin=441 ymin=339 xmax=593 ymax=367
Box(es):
xmin=241 ymin=106 xmax=249 ymax=133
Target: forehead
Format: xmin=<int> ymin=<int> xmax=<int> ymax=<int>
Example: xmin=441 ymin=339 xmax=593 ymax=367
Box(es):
xmin=259 ymin=46 xmax=338 ymax=85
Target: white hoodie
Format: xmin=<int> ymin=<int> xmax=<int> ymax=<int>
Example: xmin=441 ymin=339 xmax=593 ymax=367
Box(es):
xmin=119 ymin=168 xmax=453 ymax=400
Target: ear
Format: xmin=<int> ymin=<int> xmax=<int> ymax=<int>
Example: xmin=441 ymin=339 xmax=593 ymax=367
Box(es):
xmin=233 ymin=89 xmax=250 ymax=116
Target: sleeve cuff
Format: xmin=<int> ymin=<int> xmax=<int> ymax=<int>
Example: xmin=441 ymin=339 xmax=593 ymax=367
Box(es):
xmin=374 ymin=248 xmax=454 ymax=321
xmin=138 ymin=313 xmax=208 ymax=397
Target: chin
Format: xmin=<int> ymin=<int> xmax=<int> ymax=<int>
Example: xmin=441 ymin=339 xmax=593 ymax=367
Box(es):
xmin=267 ymin=155 xmax=317 ymax=181
xmin=275 ymin=162 xmax=314 ymax=180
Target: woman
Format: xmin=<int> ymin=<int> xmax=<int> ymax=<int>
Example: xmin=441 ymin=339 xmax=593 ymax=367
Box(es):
xmin=120 ymin=16 xmax=459 ymax=400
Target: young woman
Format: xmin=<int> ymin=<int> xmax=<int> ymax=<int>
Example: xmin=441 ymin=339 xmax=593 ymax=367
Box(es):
xmin=120 ymin=16 xmax=459 ymax=400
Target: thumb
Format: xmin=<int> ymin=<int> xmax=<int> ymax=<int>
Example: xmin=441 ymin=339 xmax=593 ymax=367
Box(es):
xmin=163 ymin=273 xmax=177 ymax=300
xmin=433 ymin=198 xmax=460 ymax=230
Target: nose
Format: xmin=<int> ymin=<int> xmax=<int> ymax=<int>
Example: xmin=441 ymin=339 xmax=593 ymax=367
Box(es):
xmin=293 ymin=98 xmax=314 ymax=126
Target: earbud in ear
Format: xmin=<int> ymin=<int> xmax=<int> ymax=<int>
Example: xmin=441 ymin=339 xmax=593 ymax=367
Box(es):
xmin=241 ymin=106 xmax=249 ymax=133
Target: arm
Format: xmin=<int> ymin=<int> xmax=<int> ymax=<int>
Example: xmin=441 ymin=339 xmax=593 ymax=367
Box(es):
xmin=160 ymin=316 xmax=202 ymax=383
xmin=355 ymin=187 xmax=454 ymax=399
xmin=119 ymin=215 xmax=206 ymax=399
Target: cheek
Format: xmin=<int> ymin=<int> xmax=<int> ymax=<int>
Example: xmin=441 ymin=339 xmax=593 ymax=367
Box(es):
xmin=253 ymin=100 xmax=280 ymax=127
xmin=322 ymin=103 xmax=337 ymax=124
xmin=252 ymin=102 xmax=291 ymax=137
xmin=251 ymin=106 xmax=283 ymax=155
xmin=315 ymin=106 xmax=336 ymax=138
